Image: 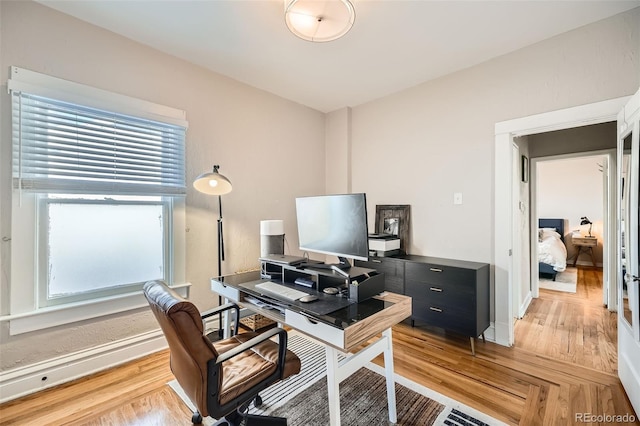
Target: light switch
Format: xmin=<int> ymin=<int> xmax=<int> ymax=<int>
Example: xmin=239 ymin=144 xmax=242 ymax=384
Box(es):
xmin=453 ymin=192 xmax=463 ymax=205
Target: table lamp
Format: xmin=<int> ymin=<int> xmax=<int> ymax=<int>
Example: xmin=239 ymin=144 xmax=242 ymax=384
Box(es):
xmin=580 ymin=216 xmax=593 ymax=237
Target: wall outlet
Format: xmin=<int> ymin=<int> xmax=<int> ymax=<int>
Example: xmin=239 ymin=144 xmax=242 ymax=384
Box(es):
xmin=453 ymin=192 xmax=463 ymax=205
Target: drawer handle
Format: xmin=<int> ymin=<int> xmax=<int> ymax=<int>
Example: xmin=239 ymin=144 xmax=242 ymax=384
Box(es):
xmin=304 ymin=317 xmax=318 ymax=325
xmin=372 ymin=259 xmax=382 ymax=263
xmin=429 ymin=268 xmax=443 ymax=273
xmin=429 ymin=307 xmax=442 ymax=312
xmin=430 ymin=287 xmax=443 ymax=292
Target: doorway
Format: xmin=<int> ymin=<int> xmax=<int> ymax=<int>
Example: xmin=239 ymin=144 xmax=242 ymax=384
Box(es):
xmin=531 ymin=151 xmax=613 ymax=300
xmin=517 ymin=151 xmax=618 ymax=371
xmin=493 ymin=96 xmax=629 ymax=347
xmin=495 ymin=90 xmax=640 ymax=416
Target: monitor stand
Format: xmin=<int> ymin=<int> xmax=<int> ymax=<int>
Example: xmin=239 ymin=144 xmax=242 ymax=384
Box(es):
xmin=303 ymin=256 xmax=350 ymax=269
xmin=302 ymin=257 xmax=352 ymax=277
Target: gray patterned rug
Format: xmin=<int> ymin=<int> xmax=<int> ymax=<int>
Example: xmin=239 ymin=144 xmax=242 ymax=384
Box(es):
xmin=168 ymin=332 xmax=505 ymax=425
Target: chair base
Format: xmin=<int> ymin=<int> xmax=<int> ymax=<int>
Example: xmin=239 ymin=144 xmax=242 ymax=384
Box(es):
xmin=245 ymin=414 xmax=287 ymax=425
xmin=200 ymin=406 xmax=286 ymax=426
xmin=208 ymin=413 xmax=286 ymax=426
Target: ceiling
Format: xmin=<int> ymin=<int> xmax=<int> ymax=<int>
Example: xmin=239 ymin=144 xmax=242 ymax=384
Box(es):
xmin=37 ymin=1 xmax=640 ymax=113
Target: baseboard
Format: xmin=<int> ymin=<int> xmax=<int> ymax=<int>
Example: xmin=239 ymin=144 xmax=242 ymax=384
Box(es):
xmin=0 ymin=329 xmax=168 ymax=403
xmin=518 ymin=292 xmax=533 ymax=319
xmin=493 ymin=321 xmax=512 ymax=347
xmin=574 ymin=260 xmax=603 ymax=268
xmin=483 ymin=323 xmax=496 ymax=343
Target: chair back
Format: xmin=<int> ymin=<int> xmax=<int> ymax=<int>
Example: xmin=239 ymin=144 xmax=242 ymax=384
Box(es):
xmin=143 ymin=280 xmax=216 ymax=417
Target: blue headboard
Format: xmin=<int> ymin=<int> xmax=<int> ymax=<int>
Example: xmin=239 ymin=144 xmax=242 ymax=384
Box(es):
xmin=539 ymin=218 xmax=565 ymax=242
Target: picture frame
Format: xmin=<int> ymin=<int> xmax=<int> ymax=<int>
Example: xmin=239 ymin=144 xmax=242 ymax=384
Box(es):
xmin=521 ymin=155 xmax=529 ymax=183
xmin=375 ymin=205 xmax=410 ymax=254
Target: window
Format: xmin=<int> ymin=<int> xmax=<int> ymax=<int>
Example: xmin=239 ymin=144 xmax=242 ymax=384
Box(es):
xmin=40 ymin=194 xmax=167 ymax=306
xmin=7 ymin=67 xmax=188 ymax=333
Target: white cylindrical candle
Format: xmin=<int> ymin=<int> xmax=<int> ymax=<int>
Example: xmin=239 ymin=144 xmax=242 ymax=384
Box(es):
xmin=260 ymin=220 xmax=285 ymax=256
xmin=260 ymin=220 xmax=284 ymax=236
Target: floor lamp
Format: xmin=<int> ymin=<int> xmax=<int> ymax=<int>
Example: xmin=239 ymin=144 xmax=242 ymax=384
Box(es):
xmin=193 ymin=165 xmax=233 ymax=338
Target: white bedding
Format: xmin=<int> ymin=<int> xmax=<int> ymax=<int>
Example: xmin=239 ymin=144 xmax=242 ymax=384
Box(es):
xmin=538 ymin=228 xmax=567 ymax=272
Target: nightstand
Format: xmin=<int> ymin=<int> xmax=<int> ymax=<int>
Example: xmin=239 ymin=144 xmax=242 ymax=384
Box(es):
xmin=572 ymin=236 xmax=597 ymax=267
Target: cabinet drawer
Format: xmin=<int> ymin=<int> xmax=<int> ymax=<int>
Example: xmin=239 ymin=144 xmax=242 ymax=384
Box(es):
xmin=412 ymin=304 xmax=477 ymax=337
xmin=573 ymin=237 xmax=597 ymax=247
xmin=405 ymin=262 xmax=475 ymax=294
xmin=285 ymin=309 xmax=344 ymax=349
xmin=405 ymin=277 xmax=474 ymax=305
xmin=410 ymin=289 xmax=475 ymax=311
xmin=211 ymin=279 xmax=240 ymax=301
xmin=357 ymin=258 xmax=403 ymax=278
xmin=356 ymin=258 xmax=404 ymax=293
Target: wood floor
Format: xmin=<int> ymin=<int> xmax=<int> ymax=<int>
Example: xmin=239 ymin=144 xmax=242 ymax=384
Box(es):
xmin=1 ymin=267 xmax=638 ymax=425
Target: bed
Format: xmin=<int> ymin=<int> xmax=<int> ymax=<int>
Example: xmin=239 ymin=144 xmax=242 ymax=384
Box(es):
xmin=538 ymin=218 xmax=568 ymax=281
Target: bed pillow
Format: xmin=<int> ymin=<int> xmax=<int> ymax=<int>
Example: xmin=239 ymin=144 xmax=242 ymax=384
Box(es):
xmin=539 ymin=228 xmax=561 ymax=240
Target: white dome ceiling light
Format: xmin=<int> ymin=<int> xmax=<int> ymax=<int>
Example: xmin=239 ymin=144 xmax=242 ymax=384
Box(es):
xmin=285 ymin=0 xmax=356 ymax=43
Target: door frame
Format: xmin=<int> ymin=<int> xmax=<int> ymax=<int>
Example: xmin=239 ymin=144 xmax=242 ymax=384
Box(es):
xmin=494 ymin=96 xmax=630 ymax=346
xmin=529 ymin=150 xmax=614 ymax=300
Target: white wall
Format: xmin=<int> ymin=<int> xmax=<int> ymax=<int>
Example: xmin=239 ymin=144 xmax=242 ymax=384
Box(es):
xmin=0 ymin=1 xmax=325 ymax=371
xmin=537 ymin=156 xmax=606 ymax=265
xmin=350 ymin=8 xmax=638 ymax=261
xmin=325 ymin=108 xmax=351 ymax=195
xmin=345 ymin=7 xmax=639 ymax=324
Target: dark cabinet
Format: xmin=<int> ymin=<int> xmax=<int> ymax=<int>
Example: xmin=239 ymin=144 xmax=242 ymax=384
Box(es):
xmin=355 ymin=257 xmax=404 ymax=294
xmin=356 ymin=255 xmax=490 ymax=355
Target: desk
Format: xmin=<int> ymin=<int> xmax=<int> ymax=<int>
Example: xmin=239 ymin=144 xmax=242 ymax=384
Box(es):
xmin=572 ymin=236 xmax=597 ymax=267
xmin=211 ymin=271 xmax=411 ymax=426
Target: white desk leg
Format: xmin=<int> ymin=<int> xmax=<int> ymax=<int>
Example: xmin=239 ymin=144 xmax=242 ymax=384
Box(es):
xmin=325 ymin=346 xmax=341 ymax=426
xmin=222 ymin=297 xmax=232 ymax=338
xmin=383 ymin=328 xmax=397 ymax=423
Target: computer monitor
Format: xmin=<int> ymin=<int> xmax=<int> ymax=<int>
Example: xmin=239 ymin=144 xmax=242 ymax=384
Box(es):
xmin=295 ymin=193 xmax=369 ymax=267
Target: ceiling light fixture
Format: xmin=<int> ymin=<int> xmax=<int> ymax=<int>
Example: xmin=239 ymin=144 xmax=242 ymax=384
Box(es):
xmin=284 ymin=0 xmax=355 ymax=43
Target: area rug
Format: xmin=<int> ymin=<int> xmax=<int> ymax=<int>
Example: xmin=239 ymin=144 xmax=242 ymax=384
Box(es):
xmin=539 ymin=266 xmax=577 ymax=293
xmin=168 ymin=332 xmax=505 ymax=426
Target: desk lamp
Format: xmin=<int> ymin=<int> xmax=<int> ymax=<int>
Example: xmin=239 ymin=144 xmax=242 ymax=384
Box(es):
xmin=194 ymin=165 xmax=233 ymax=337
xmin=580 ymin=216 xmax=593 ymax=237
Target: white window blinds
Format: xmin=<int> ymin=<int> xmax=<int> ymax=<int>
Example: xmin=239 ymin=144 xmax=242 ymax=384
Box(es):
xmin=10 ymin=69 xmax=187 ymax=196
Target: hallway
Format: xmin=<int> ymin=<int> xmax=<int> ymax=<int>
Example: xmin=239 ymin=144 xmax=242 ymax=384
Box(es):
xmin=515 ymin=267 xmax=617 ymax=374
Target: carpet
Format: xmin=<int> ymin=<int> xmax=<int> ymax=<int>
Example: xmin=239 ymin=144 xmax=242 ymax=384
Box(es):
xmin=168 ymin=332 xmax=505 ymax=426
xmin=539 ymin=266 xmax=577 ymax=293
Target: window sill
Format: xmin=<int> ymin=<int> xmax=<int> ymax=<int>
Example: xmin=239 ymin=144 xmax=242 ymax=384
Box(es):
xmin=2 ymin=283 xmax=191 ymax=335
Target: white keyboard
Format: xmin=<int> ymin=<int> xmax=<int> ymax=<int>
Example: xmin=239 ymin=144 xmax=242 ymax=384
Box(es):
xmin=255 ymin=281 xmax=309 ymax=301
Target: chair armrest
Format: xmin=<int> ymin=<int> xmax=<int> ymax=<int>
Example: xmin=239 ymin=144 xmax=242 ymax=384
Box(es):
xmin=201 ymin=303 xmax=240 ymax=336
xmin=201 ymin=302 xmax=239 ymax=319
xmin=215 ymin=327 xmax=288 ymax=370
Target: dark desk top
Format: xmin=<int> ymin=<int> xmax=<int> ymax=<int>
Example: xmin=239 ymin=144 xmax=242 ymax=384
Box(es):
xmin=213 ymin=271 xmax=393 ymax=330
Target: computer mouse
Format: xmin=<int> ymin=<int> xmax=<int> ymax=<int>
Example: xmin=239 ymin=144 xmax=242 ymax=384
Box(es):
xmin=323 ymin=287 xmax=339 ymax=295
xmin=298 ymin=295 xmax=318 ymax=303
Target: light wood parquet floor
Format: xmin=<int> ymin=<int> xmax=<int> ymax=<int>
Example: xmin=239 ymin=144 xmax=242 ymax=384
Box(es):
xmin=0 ymin=267 xmax=638 ymax=425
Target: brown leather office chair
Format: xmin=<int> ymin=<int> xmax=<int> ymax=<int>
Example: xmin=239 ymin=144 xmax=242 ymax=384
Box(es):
xmin=143 ymin=280 xmax=301 ymax=425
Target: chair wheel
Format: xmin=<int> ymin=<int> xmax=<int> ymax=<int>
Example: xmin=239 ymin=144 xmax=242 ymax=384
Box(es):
xmin=192 ymin=411 xmax=203 ymax=424
xmin=254 ymin=394 xmax=263 ymax=407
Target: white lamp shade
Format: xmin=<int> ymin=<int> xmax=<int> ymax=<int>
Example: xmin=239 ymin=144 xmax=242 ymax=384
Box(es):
xmin=193 ymin=170 xmax=232 ymax=195
xmin=285 ymin=0 xmax=355 ymax=42
xmin=260 ymin=220 xmax=284 ymax=236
